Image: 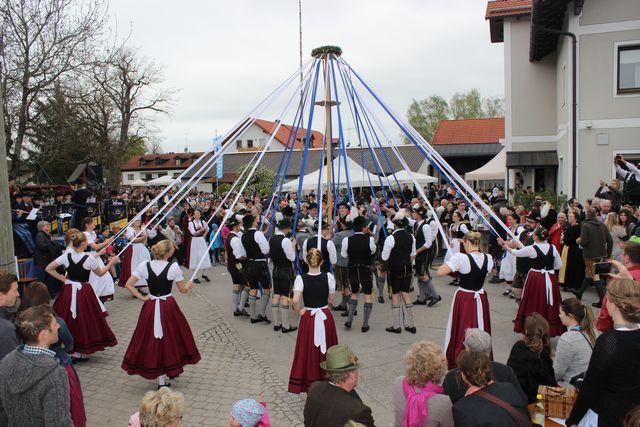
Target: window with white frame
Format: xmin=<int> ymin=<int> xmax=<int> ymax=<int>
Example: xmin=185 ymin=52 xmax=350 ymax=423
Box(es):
xmin=236 ymin=140 xmax=242 ymax=149
xmin=127 ymin=173 xmax=134 ymax=181
xmin=247 ymin=139 xmax=254 ymax=148
xmin=618 ymin=45 xmax=640 ymax=94
xmin=176 ymin=158 xmax=182 ymax=166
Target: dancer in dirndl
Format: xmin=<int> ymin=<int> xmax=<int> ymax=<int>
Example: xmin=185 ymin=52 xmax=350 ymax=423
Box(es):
xmin=437 ymin=231 xmax=493 ymax=369
xmin=122 ymin=240 xmax=201 ymax=388
xmin=119 ymin=218 xmax=151 ymax=293
xmin=504 ymin=226 xmax=565 ymax=337
xmin=187 ymin=209 xmax=211 ymax=284
xmin=81 ymin=217 xmax=115 ymax=302
xmin=46 ymin=231 xmax=118 ymax=361
xmin=499 ymin=213 xmax=523 ymax=298
xmin=288 ymin=248 xmax=338 ymax=394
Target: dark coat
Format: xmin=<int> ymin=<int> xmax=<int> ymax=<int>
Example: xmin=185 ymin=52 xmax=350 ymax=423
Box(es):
xmin=452 ymin=382 xmax=529 ymax=427
xmin=580 ymin=217 xmax=613 ymax=260
xmin=506 ymin=341 xmax=557 ymax=404
xmin=303 ymin=381 xmax=375 ymax=427
xmin=33 ymin=231 xmax=62 ymax=267
xmin=443 ymin=361 xmax=526 ymax=404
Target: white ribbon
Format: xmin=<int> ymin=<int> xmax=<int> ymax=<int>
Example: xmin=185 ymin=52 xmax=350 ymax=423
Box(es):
xmin=65 ymin=280 xmax=84 ymax=320
xmin=309 ymin=307 xmax=328 ymax=354
xmin=149 ymin=294 xmax=172 ymax=339
xmin=530 ymin=268 xmax=555 ymax=306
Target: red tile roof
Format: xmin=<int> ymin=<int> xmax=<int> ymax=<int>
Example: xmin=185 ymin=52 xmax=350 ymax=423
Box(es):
xmin=485 ymin=0 xmax=532 ymax=19
xmin=121 ymin=152 xmax=205 ymax=171
xmin=431 ymin=118 xmax=505 ymax=145
xmin=253 ymin=118 xmax=337 ymax=149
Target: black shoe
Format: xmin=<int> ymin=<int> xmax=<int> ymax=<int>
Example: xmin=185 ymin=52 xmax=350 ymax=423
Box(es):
xmin=428 ymin=296 xmax=442 ymax=307
xmin=413 ymin=299 xmax=427 ymax=305
xmin=245 ymin=302 xmax=250 ymax=307
xmin=202 ymin=275 xmax=210 ymax=282
xmin=448 ymin=280 xmax=458 ymax=286
xmin=273 ymin=325 xmax=282 ymax=332
xmin=193 ymin=278 xmax=201 ymax=284
xmin=72 ymin=356 xmax=90 ymax=363
xmin=385 ymin=326 xmax=401 ymax=334
xmin=512 ymin=318 xmax=517 ymax=323
xmin=502 ymin=290 xmax=512 ymax=296
xmin=592 ymin=301 xmax=602 ymax=308
xmin=257 ymin=314 xmax=271 ymax=324
xmin=361 ymin=325 xmax=370 ymax=333
xmin=332 ymin=304 xmax=347 ymax=312
xmin=233 ymin=309 xmax=244 ymax=317
xmin=378 ymin=296 xmax=385 ymax=304
xmin=405 ymin=326 xmax=417 ymax=334
xmin=139 ymin=289 xmax=148 ymax=296
xmin=344 ymin=321 xmax=352 ymax=329
xmin=281 ymin=326 xmax=298 ymax=333
xmin=250 ymin=318 xmax=260 ymax=324
xmin=239 ymin=309 xmax=250 ymax=317
xmin=157 ymin=382 xmax=171 ymax=390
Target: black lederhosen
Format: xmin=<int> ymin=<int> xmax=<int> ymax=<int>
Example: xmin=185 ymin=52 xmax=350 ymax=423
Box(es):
xmin=227 ymin=262 xmax=247 ymax=286
xmin=414 ymin=251 xmax=429 ymax=277
xmin=347 ymin=265 xmax=373 ymax=295
xmin=245 ymin=260 xmax=270 ymax=290
xmin=388 ymin=264 xmax=413 ymax=294
xmin=333 ymin=265 xmax=349 ymax=291
xmin=272 ymin=264 xmax=293 ymax=296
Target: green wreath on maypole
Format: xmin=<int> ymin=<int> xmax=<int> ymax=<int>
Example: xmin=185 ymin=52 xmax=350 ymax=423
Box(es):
xmin=311 ymin=45 xmax=342 ymax=58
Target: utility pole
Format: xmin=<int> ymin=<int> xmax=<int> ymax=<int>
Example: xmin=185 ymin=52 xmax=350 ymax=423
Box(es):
xmin=323 ymin=55 xmax=333 ymax=227
xmin=0 ymin=85 xmax=17 ymax=274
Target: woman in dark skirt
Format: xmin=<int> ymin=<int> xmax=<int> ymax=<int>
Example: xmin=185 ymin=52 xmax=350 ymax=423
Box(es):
xmin=558 ymin=210 xmax=585 ymax=291
xmin=45 ymin=231 xmax=119 ymax=360
xmin=18 ymin=281 xmax=87 ymax=427
xmin=437 ymin=231 xmax=493 ymax=369
xmin=504 ymin=226 xmax=565 ymax=337
xmin=288 ymin=248 xmax=338 ymax=394
xmin=122 ymin=240 xmax=201 ymax=388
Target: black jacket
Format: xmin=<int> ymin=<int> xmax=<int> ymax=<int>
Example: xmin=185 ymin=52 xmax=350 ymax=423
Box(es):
xmin=33 ymin=231 xmax=62 ymax=267
xmin=506 ymin=341 xmax=557 ymax=404
xmin=443 ymin=361 xmax=526 ymax=404
xmin=304 ymin=381 xmax=374 ymax=427
xmin=452 ymin=382 xmax=529 ymax=427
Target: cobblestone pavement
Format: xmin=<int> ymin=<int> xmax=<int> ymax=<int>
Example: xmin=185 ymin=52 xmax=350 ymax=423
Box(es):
xmin=76 ymin=267 xmax=305 ymax=426
xmin=78 ymin=262 xmax=600 ymax=426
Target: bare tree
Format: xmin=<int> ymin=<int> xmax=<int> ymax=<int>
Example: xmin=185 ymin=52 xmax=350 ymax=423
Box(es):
xmin=80 ymin=46 xmax=173 ymax=187
xmin=0 ymin=0 xmax=107 ymax=177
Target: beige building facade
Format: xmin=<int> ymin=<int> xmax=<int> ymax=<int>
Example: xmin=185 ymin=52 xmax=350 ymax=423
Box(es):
xmin=487 ymin=0 xmax=640 ymax=201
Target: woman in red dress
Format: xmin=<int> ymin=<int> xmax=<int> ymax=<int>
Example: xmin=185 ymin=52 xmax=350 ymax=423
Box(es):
xmin=288 ymin=248 xmax=338 ymax=394
xmin=45 ymin=231 xmax=119 ymax=361
xmin=504 ymin=226 xmax=565 ymax=337
xmin=437 ymin=231 xmax=493 ymax=369
xmin=121 ymin=240 xmax=201 ymax=388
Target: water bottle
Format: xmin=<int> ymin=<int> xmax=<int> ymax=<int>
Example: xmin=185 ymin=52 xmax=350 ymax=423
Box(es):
xmin=533 ymin=393 xmax=545 ymax=425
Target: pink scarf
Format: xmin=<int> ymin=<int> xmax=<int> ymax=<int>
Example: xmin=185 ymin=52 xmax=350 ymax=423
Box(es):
xmin=402 ymin=378 xmax=444 ymax=427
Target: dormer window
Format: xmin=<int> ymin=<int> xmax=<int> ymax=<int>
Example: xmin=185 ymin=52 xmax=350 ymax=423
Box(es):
xmin=176 ymin=158 xmax=182 ymax=166
xmin=154 ymin=158 xmax=165 ymax=166
xmin=139 ymin=159 xmax=148 ymax=167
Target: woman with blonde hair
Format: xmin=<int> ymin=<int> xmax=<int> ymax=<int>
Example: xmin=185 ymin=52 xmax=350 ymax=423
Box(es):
xmin=288 ymin=248 xmax=338 ymax=394
xmin=128 ymin=386 xmax=184 ymax=427
xmin=437 ymin=231 xmax=493 ymax=368
xmin=122 ymin=240 xmax=201 ymax=388
xmin=604 ymin=212 xmax=626 ymax=259
xmin=392 ymin=341 xmax=453 ymax=427
xmin=120 ymin=217 xmax=151 ymax=293
xmin=45 ymin=230 xmax=119 ymax=361
xmin=567 ymin=278 xmax=640 ymax=427
xmin=506 ymin=313 xmax=557 ymax=403
xmin=554 ymin=298 xmax=597 ymax=387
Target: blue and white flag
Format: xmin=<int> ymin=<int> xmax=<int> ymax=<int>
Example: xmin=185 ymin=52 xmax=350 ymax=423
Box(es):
xmin=213 ymin=136 xmax=223 ymax=179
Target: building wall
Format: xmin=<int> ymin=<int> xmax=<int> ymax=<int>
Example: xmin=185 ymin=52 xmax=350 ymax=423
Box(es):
xmin=509 ymin=19 xmax=558 ymax=139
xmin=579 ymin=0 xmax=640 ymax=26
xmin=222 ymin=124 xmax=286 ymax=153
xmin=121 ymin=169 xmax=183 ymax=184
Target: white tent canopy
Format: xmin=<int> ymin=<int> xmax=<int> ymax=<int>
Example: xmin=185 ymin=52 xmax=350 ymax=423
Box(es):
xmin=464 ymin=149 xmax=506 ymax=181
xmin=128 ymin=178 xmax=147 ymax=187
xmin=282 ymin=156 xmax=379 ymax=191
xmin=146 ymin=175 xmax=180 ymax=186
xmin=386 ymin=169 xmax=438 ymax=186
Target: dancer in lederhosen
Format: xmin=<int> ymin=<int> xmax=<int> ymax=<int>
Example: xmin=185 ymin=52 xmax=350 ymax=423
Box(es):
xmin=288 ymin=248 xmax=338 ymax=394
xmin=241 ymin=214 xmax=271 ymax=324
xmin=341 ymin=216 xmax=376 ymax=333
xmin=269 ymin=218 xmax=298 ymax=334
xmin=46 ymin=231 xmax=118 ymax=361
xmin=226 ymin=216 xmax=250 ymax=317
xmin=81 ymin=217 xmax=115 ymax=302
xmin=303 ymin=221 xmax=337 ymax=273
xmin=503 ymin=226 xmax=565 ymax=337
xmin=411 ymin=205 xmax=441 ymax=307
xmin=382 ymin=211 xmax=418 ymax=335
xmin=437 ymin=231 xmax=493 ymax=369
xmin=187 ymin=209 xmax=211 ymax=284
xmin=119 ymin=218 xmax=151 ymax=294
xmin=121 ymin=240 xmax=201 ymax=389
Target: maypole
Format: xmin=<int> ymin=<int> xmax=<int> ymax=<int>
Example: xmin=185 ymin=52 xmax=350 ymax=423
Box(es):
xmin=312 ymin=45 xmax=341 ymax=227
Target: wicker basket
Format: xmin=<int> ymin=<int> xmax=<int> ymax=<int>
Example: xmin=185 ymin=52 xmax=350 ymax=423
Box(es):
xmin=537 ymin=385 xmax=577 ymax=419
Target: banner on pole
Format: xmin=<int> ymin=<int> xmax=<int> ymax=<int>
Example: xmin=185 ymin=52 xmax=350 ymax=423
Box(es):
xmin=86 ymin=203 xmax=101 ymax=226
xmin=213 ymin=136 xmax=223 ymax=179
xmin=108 ymin=204 xmax=128 ymax=230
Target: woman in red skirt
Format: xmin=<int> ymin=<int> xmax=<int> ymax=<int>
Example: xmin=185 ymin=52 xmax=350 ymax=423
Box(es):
xmin=288 ymin=248 xmax=339 ymax=393
xmin=119 ymin=218 xmax=151 ymax=293
xmin=504 ymin=226 xmax=565 ymax=337
xmin=121 ymin=240 xmax=201 ymax=388
xmin=46 ymin=231 xmax=119 ymax=361
xmin=437 ymin=231 xmax=493 ymax=369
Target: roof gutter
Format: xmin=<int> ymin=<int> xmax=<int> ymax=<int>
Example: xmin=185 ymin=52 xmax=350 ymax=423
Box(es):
xmin=532 ymin=23 xmax=577 ymax=198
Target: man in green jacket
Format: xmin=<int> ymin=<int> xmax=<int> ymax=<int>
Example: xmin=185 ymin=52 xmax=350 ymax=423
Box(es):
xmin=575 ymin=208 xmax=613 ymax=307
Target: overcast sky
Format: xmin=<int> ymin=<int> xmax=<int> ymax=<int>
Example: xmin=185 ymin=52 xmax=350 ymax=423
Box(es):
xmin=108 ymin=0 xmax=504 ymax=153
